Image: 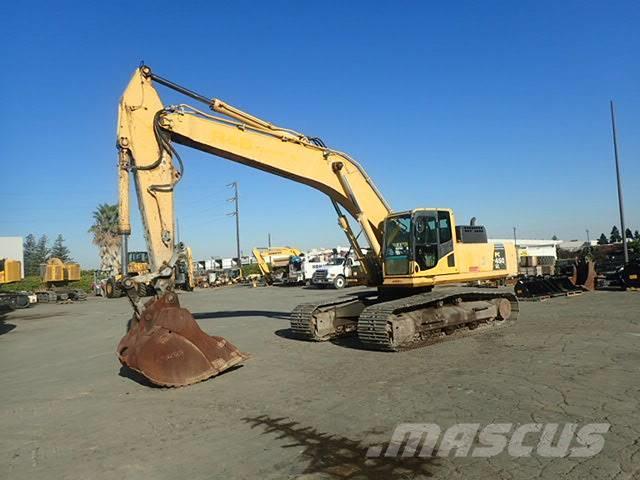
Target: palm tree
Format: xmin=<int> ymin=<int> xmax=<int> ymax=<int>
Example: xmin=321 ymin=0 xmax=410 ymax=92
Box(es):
xmin=89 ymin=203 xmax=121 ymax=273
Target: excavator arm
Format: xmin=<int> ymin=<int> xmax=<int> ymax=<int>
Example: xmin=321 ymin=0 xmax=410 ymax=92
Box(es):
xmin=118 ymin=66 xmax=391 ymax=280
xmin=115 ymin=66 xmax=392 ymax=387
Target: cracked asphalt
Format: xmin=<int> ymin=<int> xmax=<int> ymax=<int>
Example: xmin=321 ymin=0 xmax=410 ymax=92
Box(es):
xmin=1 ymin=286 xmax=639 ymax=479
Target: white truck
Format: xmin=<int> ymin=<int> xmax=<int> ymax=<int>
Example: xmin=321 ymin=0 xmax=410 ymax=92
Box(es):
xmin=286 ymin=255 xmax=328 ymax=285
xmin=310 ymin=256 xmax=362 ymax=289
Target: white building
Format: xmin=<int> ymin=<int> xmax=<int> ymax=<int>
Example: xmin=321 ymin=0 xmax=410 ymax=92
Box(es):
xmin=490 ymin=239 xmax=560 ymax=259
xmin=490 ymin=238 xmax=560 ymax=275
xmin=557 ymin=240 xmax=598 ymax=252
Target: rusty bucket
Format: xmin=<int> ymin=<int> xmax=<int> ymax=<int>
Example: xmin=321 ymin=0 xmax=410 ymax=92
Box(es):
xmin=117 ymin=292 xmax=249 ymax=387
xmin=574 ymin=259 xmax=596 ymax=291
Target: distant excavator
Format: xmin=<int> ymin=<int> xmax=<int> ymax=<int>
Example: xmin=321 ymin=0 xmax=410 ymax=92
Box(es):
xmin=252 ymin=246 xmax=302 ymax=284
xmin=115 ymin=65 xmax=518 ymax=387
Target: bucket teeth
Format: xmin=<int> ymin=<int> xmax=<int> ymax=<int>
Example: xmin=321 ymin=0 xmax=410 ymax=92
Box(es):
xmin=117 ymin=292 xmax=249 ymax=387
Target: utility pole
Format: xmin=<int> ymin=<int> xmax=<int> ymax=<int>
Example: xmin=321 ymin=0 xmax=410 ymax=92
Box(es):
xmin=610 ymin=100 xmax=629 ymax=263
xmin=227 ymin=182 xmax=243 ymax=278
xmin=268 ymin=233 xmax=271 ymax=249
xmin=586 ymin=229 xmax=590 ymax=245
xmin=513 ymin=227 xmax=517 ymax=247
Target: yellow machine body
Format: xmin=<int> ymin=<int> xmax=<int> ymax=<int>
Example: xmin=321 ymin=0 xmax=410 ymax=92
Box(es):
xmin=0 ymin=259 xmax=22 ymax=285
xmin=382 ymin=209 xmax=517 ymax=289
xmin=41 ymin=258 xmax=81 ymax=284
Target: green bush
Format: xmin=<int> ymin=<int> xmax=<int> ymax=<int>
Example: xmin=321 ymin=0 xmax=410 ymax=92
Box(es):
xmin=1 ymin=275 xmax=43 ymax=292
xmin=242 ymin=264 xmax=261 ymax=276
xmin=1 ymin=270 xmax=95 ymax=293
xmin=67 ymin=271 xmax=95 ymax=293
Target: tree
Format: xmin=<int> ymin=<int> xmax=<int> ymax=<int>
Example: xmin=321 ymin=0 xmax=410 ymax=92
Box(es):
xmin=23 ymin=234 xmax=38 ymax=276
xmin=34 ymin=235 xmax=50 ymax=270
xmin=552 ymin=235 xmax=558 ymax=241
xmin=610 ymin=226 xmax=622 ymax=243
xmin=88 ymin=203 xmax=121 ymax=273
xmin=597 ymin=233 xmax=608 ymax=245
xmin=625 ymin=228 xmax=633 ymax=240
xmin=50 ymin=234 xmax=72 ymax=262
xmin=635 ymin=230 xmax=640 ymax=241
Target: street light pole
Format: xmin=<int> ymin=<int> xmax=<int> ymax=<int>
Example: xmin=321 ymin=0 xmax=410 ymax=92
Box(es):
xmin=610 ymin=100 xmax=629 ymax=263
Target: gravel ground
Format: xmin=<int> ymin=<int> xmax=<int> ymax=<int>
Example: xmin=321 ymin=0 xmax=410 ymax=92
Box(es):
xmin=1 ymin=286 xmax=639 ymax=479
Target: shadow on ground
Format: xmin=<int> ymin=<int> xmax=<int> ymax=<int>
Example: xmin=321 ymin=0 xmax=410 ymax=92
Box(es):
xmin=274 ymin=328 xmax=377 ymax=351
xmin=274 ymin=328 xmax=302 ymax=340
xmin=118 ymin=363 xmax=245 ymax=388
xmin=0 ymin=321 xmax=16 ymax=335
xmin=118 ymin=366 xmax=159 ymax=388
xmin=193 ymin=310 xmax=290 ymax=320
xmin=243 ymin=415 xmax=438 ymax=479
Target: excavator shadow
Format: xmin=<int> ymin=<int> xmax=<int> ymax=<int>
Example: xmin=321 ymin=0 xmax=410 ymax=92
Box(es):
xmin=273 ymin=329 xmax=376 ymax=351
xmin=0 ymin=320 xmax=16 ymax=335
xmin=193 ymin=310 xmax=291 ymax=321
xmin=242 ymin=415 xmax=438 ymax=479
xmin=274 ymin=328 xmax=301 ymax=340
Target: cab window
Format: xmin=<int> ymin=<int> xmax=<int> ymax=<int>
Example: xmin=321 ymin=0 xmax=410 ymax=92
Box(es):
xmin=438 ymin=211 xmax=452 ymax=243
xmin=414 ymin=212 xmax=438 ymax=270
xmin=437 ymin=210 xmax=454 ymax=259
xmin=383 ymin=214 xmax=411 ymax=275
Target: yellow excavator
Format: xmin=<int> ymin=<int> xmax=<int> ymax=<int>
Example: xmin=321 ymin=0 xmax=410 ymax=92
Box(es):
xmin=252 ymin=246 xmax=302 ymax=284
xmin=115 ymin=66 xmax=518 ymax=387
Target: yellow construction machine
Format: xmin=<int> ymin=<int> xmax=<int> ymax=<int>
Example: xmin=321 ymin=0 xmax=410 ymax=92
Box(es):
xmin=252 ymin=246 xmax=302 ymax=284
xmin=0 ymin=259 xmax=30 ymax=313
xmin=103 ymin=251 xmax=152 ymax=298
xmin=115 ymin=65 xmax=518 ymax=387
xmin=103 ymin=249 xmax=193 ymax=298
xmin=38 ymin=258 xmax=87 ymax=302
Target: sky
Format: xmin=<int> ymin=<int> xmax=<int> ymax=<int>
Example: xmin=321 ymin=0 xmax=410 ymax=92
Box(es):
xmin=1 ymin=1 xmax=639 ymax=268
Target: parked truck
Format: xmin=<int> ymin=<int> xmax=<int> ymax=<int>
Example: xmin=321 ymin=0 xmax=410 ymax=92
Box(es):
xmin=286 ymin=254 xmax=328 ymax=285
xmin=310 ymin=256 xmax=364 ymax=289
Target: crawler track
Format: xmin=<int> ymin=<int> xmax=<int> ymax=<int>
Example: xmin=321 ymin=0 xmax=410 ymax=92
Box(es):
xmin=290 ymin=294 xmax=370 ymax=341
xmin=358 ymin=287 xmax=519 ymax=351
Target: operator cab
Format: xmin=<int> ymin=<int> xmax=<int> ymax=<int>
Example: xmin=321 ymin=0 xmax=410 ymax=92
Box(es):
xmin=382 ymin=209 xmax=455 ymax=275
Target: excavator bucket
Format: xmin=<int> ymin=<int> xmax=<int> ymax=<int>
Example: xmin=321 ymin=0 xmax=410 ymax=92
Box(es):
xmin=117 ymin=292 xmax=249 ymax=387
xmin=574 ymin=259 xmax=596 ymax=291
xmin=514 ymin=275 xmax=583 ymax=301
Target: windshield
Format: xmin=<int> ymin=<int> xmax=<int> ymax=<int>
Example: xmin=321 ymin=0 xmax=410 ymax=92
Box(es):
xmin=383 ymin=214 xmax=411 ymax=275
xmin=328 ymin=257 xmax=346 ymax=266
xmin=128 ymin=251 xmax=149 ymax=263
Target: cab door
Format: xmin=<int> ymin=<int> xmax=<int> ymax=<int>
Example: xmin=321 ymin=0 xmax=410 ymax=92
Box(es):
xmin=413 ymin=210 xmax=457 ymax=274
